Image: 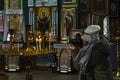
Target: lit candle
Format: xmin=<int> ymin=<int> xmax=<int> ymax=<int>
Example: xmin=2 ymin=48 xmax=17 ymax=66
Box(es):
xmin=39 ymin=38 xmax=42 ymax=51
xmin=17 ymin=43 xmax=19 ymax=52
xmin=36 ymin=38 xmax=38 ymax=50
xmin=49 ymin=33 xmax=51 ymax=51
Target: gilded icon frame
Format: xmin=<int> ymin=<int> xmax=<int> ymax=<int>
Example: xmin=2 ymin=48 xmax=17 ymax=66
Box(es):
xmin=92 ymin=15 xmax=106 ymax=26
xmin=109 ymin=17 xmax=120 ymax=42
xmin=92 ymin=14 xmax=107 ymax=35
xmin=60 ymin=8 xmax=76 ymax=40
xmin=109 ymin=0 xmax=118 ymax=15
xmin=78 ymin=13 xmax=91 ymax=29
xmin=9 ymin=14 xmax=21 ymax=29
xmin=62 ymin=0 xmax=76 ymax=4
xmin=9 ymin=0 xmax=20 ymax=9
xmin=70 ymin=29 xmax=82 ymax=39
xmin=79 ymin=0 xmax=90 ymax=12
xmin=35 ymin=7 xmax=52 ymax=31
xmin=91 ymin=0 xmax=108 ymax=15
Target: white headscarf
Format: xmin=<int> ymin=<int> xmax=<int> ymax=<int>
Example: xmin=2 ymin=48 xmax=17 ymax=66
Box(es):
xmin=81 ymin=25 xmax=101 ymax=43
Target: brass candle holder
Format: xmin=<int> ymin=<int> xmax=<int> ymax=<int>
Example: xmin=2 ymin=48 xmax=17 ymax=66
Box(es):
xmin=24 ymin=25 xmax=34 ymax=80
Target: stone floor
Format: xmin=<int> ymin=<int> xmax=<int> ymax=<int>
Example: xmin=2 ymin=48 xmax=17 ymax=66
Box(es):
xmin=4 ymin=71 xmax=78 ymax=80
xmin=1 ymin=71 xmax=120 ymax=80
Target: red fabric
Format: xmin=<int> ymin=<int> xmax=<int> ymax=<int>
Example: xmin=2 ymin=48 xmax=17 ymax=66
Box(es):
xmin=0 ymin=31 xmax=3 ymax=34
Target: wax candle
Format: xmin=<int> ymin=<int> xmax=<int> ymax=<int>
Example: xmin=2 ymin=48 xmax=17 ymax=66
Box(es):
xmin=49 ymin=33 xmax=51 ymax=51
xmin=39 ymin=38 xmax=42 ymax=51
xmin=36 ymin=38 xmax=38 ymax=50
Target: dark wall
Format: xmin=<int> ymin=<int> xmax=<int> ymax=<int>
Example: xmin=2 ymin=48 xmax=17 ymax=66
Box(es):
xmin=118 ymin=0 xmax=120 ymax=16
xmin=23 ymin=0 xmax=29 ymax=25
xmin=0 ymin=0 xmax=4 ymax=10
xmin=57 ymin=0 xmax=62 ymax=41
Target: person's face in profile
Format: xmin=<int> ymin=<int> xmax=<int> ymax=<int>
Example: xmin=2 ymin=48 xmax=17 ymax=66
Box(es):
xmin=81 ymin=34 xmax=91 ymax=46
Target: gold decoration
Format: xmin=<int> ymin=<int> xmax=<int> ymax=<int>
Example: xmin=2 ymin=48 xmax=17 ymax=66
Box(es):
xmin=9 ymin=0 xmax=20 ymax=9
xmin=115 ymin=30 xmax=120 ymax=77
xmin=37 ymin=7 xmax=50 ymax=18
xmin=39 ymin=37 xmax=42 ymax=51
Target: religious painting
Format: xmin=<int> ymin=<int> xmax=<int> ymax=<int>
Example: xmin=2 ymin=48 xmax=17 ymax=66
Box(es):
xmin=61 ymin=8 xmax=76 ymax=40
xmin=109 ymin=0 xmax=118 ymax=15
xmin=109 ymin=17 xmax=120 ymax=42
xmin=91 ymin=0 xmax=108 ymax=15
xmin=70 ymin=29 xmax=81 ymax=39
xmin=92 ymin=15 xmax=100 ymax=25
xmin=0 ymin=12 xmax=3 ymax=41
xmin=9 ymin=14 xmax=22 ymax=32
xmin=35 ymin=7 xmax=51 ymax=33
xmin=9 ymin=0 xmax=20 ymax=9
xmin=78 ymin=14 xmax=90 ymax=29
xmin=92 ymin=15 xmax=106 ymax=34
xmin=92 ymin=15 xmax=106 ymax=25
xmin=41 ymin=0 xmax=48 ymax=3
xmin=63 ymin=0 xmax=76 ymax=4
xmin=79 ymin=0 xmax=90 ymax=12
xmin=9 ymin=14 xmax=23 ymax=42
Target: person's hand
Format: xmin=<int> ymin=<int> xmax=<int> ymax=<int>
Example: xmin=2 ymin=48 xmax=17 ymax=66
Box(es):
xmin=69 ymin=43 xmax=75 ymax=50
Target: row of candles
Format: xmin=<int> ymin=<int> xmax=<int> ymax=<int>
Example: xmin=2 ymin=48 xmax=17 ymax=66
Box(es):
xmin=35 ymin=34 xmax=51 ymax=52
xmin=15 ymin=35 xmax=51 ymax=55
xmin=35 ymin=36 xmax=42 ymax=51
xmin=8 ymin=28 xmax=53 ymax=55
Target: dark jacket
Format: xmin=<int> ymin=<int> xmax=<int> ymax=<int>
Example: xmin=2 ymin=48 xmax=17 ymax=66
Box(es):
xmin=85 ymin=37 xmax=113 ymax=80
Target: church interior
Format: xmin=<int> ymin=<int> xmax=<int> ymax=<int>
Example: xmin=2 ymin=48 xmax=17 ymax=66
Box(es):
xmin=0 ymin=0 xmax=120 ymax=80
